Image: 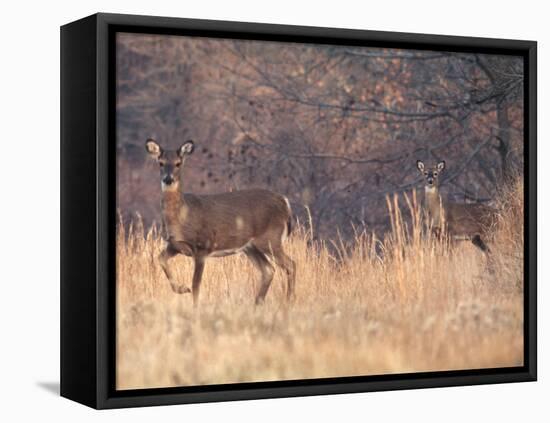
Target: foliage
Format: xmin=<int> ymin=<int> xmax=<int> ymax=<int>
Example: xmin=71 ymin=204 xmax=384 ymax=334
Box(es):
xmin=116 ymin=34 xmax=524 ymax=240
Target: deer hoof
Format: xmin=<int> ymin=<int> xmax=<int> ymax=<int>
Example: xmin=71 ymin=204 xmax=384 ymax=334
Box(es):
xmin=171 ymin=284 xmax=192 ymax=294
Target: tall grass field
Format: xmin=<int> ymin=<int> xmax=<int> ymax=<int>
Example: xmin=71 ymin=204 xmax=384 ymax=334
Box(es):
xmin=116 ymin=181 xmax=524 ymax=390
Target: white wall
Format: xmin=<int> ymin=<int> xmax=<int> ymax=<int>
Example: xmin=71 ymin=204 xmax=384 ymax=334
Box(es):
xmin=0 ymin=0 xmax=545 ymax=421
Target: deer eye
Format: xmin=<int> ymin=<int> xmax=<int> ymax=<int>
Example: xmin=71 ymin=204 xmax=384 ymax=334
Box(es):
xmin=433 ymin=172 xmax=438 ymax=177
xmin=424 ymin=172 xmax=428 ymax=176
xmin=175 ymin=162 xmax=181 ymax=167
xmin=159 ymin=162 xmax=164 ymax=167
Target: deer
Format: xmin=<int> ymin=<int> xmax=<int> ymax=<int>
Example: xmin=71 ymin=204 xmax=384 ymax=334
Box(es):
xmin=416 ymin=160 xmax=497 ymax=253
xmin=145 ymin=138 xmax=296 ymax=307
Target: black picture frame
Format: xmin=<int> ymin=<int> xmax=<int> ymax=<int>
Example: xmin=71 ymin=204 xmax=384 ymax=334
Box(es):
xmin=60 ymin=12 xmax=537 ymax=409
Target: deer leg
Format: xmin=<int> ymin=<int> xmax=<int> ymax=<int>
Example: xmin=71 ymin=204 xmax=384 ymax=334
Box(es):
xmin=271 ymin=249 xmax=296 ymax=302
xmin=158 ymin=245 xmax=191 ymax=294
xmin=191 ymin=257 xmax=206 ymax=308
xmin=471 ymin=234 xmax=490 ymax=254
xmin=245 ymin=245 xmax=275 ymax=305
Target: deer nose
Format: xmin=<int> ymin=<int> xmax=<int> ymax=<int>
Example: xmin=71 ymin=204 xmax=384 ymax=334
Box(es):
xmin=163 ymin=175 xmax=174 ymax=185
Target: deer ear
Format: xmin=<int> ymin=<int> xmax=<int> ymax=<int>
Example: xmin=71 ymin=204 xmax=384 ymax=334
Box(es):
xmin=145 ymin=139 xmax=162 ymax=159
xmin=178 ymin=140 xmax=195 ymax=157
xmin=417 ymin=160 xmax=425 ymax=172
xmin=437 ymin=161 xmax=446 ymax=171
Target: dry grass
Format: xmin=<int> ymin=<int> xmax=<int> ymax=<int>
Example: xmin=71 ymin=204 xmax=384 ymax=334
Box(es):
xmin=116 ymin=181 xmax=524 ymax=390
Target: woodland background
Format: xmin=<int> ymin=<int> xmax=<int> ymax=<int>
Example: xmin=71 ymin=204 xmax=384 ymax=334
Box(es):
xmin=116 ymin=33 xmax=524 ymax=240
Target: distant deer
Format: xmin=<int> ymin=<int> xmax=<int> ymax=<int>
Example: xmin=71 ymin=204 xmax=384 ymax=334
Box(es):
xmin=416 ymin=160 xmax=497 ymax=253
xmin=145 ymin=139 xmax=296 ymax=306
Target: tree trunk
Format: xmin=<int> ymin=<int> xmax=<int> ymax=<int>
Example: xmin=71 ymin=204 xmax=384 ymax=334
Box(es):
xmin=496 ymin=102 xmax=515 ymax=186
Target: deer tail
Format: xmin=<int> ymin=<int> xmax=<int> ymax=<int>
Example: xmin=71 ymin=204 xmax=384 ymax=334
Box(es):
xmin=283 ymin=196 xmax=293 ymax=238
xmin=287 ymin=216 xmax=292 ymax=237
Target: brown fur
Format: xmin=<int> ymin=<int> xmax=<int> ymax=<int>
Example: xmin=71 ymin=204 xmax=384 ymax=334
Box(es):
xmin=146 ymin=139 xmax=295 ymax=306
xmin=162 ymin=189 xmax=291 ymax=254
xmin=445 ymin=202 xmax=496 ymax=239
xmin=418 ymin=160 xmax=497 ymax=253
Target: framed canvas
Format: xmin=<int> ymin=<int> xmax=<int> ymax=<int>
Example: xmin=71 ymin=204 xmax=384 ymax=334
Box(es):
xmin=60 ymin=13 xmax=537 ymax=409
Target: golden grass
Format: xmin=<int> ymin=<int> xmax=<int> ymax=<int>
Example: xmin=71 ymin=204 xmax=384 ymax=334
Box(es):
xmin=116 ymin=181 xmax=524 ymax=390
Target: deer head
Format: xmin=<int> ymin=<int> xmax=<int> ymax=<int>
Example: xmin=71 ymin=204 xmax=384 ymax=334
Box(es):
xmin=417 ymin=160 xmax=445 ymax=189
xmin=145 ymin=139 xmax=195 ymax=191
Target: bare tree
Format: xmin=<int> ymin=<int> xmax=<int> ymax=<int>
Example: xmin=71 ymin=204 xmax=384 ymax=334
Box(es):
xmin=115 ymin=34 xmax=524 ymax=241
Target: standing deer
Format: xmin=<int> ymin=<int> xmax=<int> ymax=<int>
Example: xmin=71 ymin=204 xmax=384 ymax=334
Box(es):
xmin=416 ymin=160 xmax=497 ymax=253
xmin=145 ymin=138 xmax=296 ymax=306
